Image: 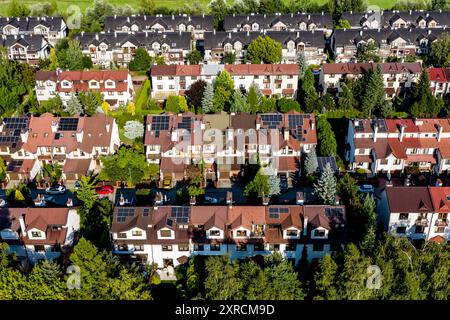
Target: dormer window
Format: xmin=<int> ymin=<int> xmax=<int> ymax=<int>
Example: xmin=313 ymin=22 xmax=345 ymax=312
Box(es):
xmin=105 ymin=80 xmax=115 ymax=88
xmin=252 ymin=23 xmax=259 ymax=31
xmin=89 ymin=80 xmax=99 ymax=89
xmin=236 ymin=230 xmax=247 ymax=237
xmin=314 ymin=230 xmax=326 ymax=237
xmin=286 ymin=230 xmax=298 ymax=237
xmin=224 ymin=43 xmax=233 ymax=53
xmin=117 ymin=232 xmax=126 ymax=238
xmin=62 ymin=81 xmax=71 ymax=88
xmin=132 ymin=230 xmax=142 ymax=236
xmin=159 ymin=229 xmax=172 ymax=237
xmin=209 ymin=230 xmax=220 ymax=236
xmin=31 ymin=231 xmax=42 ymax=237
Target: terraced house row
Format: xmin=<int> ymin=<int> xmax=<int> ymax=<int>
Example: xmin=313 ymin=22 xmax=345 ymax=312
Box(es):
xmin=0 ymin=114 xmax=120 ymax=187
xmin=144 ymin=111 xmax=317 ymax=188
xmin=111 ymin=199 xmax=347 ymax=267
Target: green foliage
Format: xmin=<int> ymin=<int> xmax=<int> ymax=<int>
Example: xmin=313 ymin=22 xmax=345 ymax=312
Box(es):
xmin=31 ymin=96 xmax=64 ymax=116
xmin=259 ymin=96 xmax=277 ymax=113
xmin=316 ymin=116 xmax=337 ymax=157
xmin=247 ymin=83 xmax=262 ymax=114
xmin=209 ymin=0 xmax=229 ymax=29
xmin=410 ymin=69 xmax=442 ymax=117
xmin=244 ymin=168 xmax=269 ymax=199
xmin=82 ymin=0 xmax=115 ymax=32
xmin=304 ymin=147 xmax=318 ymax=175
xmin=75 ymin=175 xmax=99 ymax=211
xmin=165 ymin=95 xmax=189 ymax=113
xmin=357 ymin=65 xmax=385 ymax=117
xmin=187 ymin=50 xmax=202 ymax=64
xmin=222 ymin=52 xmax=236 ymax=64
xmin=78 ymin=91 xmax=103 ymax=116
xmin=213 ymin=70 xmax=234 ymax=112
xmin=201 ymin=82 xmax=214 ymax=114
xmin=64 ymin=94 xmax=83 ymax=116
xmin=139 ymin=0 xmax=155 ymax=15
xmin=313 ymin=163 xmax=337 ymax=205
xmin=230 ymin=89 xmax=250 ymax=113
xmin=247 ymin=36 xmax=282 ymax=64
xmin=0 ymin=157 xmax=6 ymax=182
xmin=356 ymin=41 xmax=381 ymax=63
xmin=278 ymin=98 xmax=301 ymax=113
xmin=42 ymin=163 xmax=62 ymax=184
xmin=297 ymin=52 xmax=307 ymax=79
xmin=6 ymin=183 xmax=31 ymax=206
xmin=129 ymin=48 xmax=152 ymax=71
xmin=336 ymin=19 xmax=351 ymax=29
xmin=185 ymin=80 xmax=207 ymax=112
xmin=7 ymin=0 xmax=30 ymax=16
xmin=135 ymin=79 xmax=151 ymax=110
xmin=100 ymin=146 xmax=157 ymax=185
xmin=427 ymin=33 xmax=450 ymax=68
xmin=56 ymin=39 xmax=93 ymax=71
xmin=124 ymin=120 xmax=145 ymax=140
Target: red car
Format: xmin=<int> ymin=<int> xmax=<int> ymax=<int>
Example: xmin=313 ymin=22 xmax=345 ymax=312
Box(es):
xmin=96 ymin=185 xmax=114 ymax=195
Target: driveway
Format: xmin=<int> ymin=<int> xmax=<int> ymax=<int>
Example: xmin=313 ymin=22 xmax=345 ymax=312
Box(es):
xmin=31 ymin=189 xmax=81 ymax=207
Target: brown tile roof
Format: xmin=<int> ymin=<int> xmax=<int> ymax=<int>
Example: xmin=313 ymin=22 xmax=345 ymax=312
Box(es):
xmin=150 ymin=65 xmax=202 ymax=76
xmin=225 ymin=64 xmax=298 ymax=75
xmin=323 ymin=62 xmax=422 ymax=75
xmin=35 ymin=70 xmax=58 ymax=81
xmin=62 ymin=159 xmax=92 ymax=174
xmin=386 ymin=187 xmax=433 ymax=213
xmin=230 ymin=113 xmax=257 ymax=131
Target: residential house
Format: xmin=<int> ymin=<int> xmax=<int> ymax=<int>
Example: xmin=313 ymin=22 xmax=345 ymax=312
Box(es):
xmin=378 ymin=186 xmax=450 ymax=244
xmin=110 ymin=202 xmax=346 ymax=267
xmin=428 ymin=67 xmax=450 ymax=98
xmin=0 ymin=16 xmax=68 ymax=45
xmin=320 ymin=62 xmax=422 ymax=98
xmin=0 ymin=207 xmax=80 ymax=263
xmin=104 ymin=14 xmax=214 ymax=39
xmin=340 ymin=10 xmax=450 ymax=29
xmin=1 ymin=34 xmax=49 ymax=66
xmin=73 ymin=31 xmax=192 ymax=67
xmin=332 ymin=28 xmax=450 ymax=62
xmin=35 ymin=69 xmax=134 ymax=108
xmin=203 ymin=30 xmax=327 ymax=65
xmin=345 ymin=118 xmax=450 ymax=173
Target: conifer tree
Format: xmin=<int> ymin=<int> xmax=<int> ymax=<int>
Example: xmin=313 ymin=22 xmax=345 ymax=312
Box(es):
xmin=201 ymin=83 xmax=214 ymax=114
xmin=313 ymin=163 xmax=337 ymax=205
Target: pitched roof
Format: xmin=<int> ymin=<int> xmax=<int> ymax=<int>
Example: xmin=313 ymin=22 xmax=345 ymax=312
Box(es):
xmin=386 ymin=187 xmax=433 ymax=212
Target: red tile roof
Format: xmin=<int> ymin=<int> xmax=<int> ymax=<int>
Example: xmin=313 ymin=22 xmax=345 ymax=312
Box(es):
xmin=428 ymin=67 xmax=449 ymax=83
xmin=150 ymin=65 xmax=202 ymax=76
xmin=225 ymin=64 xmax=298 ymax=75
xmin=323 ymin=62 xmax=422 ymax=74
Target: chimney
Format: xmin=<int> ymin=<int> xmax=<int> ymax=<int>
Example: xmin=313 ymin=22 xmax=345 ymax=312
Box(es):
xmin=51 ymin=120 xmax=58 ymax=133
xmin=335 ymin=195 xmax=340 ymax=205
xmin=226 ymin=191 xmax=233 ymax=208
xmin=20 ymin=131 xmax=29 ymax=143
xmin=303 ymin=217 xmax=308 ymax=236
xmin=262 ymin=193 xmax=269 ymax=205
xmin=66 ymin=198 xmax=73 ymax=207
xmin=437 ymin=124 xmax=443 ymax=142
xmin=19 ymin=214 xmax=26 ymax=234
xmin=399 ymin=124 xmax=405 ymax=142
xmin=76 ymin=130 xmax=84 ymax=143
xmin=190 ymin=196 xmax=196 ymax=205
xmin=171 ymin=130 xmax=178 ymax=142
xmin=296 ymin=192 xmax=304 ymax=205
xmin=283 ymin=128 xmax=289 ymax=141
xmin=373 ymin=122 xmax=378 ymax=142
xmin=106 ymin=123 xmax=110 ymax=133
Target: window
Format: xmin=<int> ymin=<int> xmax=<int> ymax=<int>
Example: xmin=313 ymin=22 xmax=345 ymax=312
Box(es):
xmin=117 ymin=232 xmax=127 ymax=239
xmin=269 ymin=244 xmax=280 ymax=251
xmin=313 ymin=243 xmax=324 ymax=251
xmin=194 ymin=244 xmax=204 ymax=251
xmin=236 ymin=244 xmax=247 ymax=251
xmin=31 ymin=231 xmax=42 ymax=237
xmin=178 ymin=244 xmax=189 ymax=251
xmin=380 ymin=159 xmax=388 ymax=165
xmin=286 ymin=230 xmax=298 ymax=237
xmin=159 ymin=230 xmax=172 ymax=237
xmin=236 ymin=230 xmax=247 ymax=237
xmin=399 ymin=213 xmax=409 ymax=220
xmin=253 ymin=243 xmax=264 ymax=251
xmin=162 ymin=245 xmax=173 ymax=251
xmin=157 ymin=76 xmax=162 ymax=80
xmin=435 ymin=226 xmax=445 ymax=233
xmin=34 ymin=245 xmax=45 ymax=252
xmin=314 ymin=230 xmax=325 ymax=237
xmin=393 ymin=159 xmax=401 ymax=165
xmin=415 ymin=226 xmax=425 ymax=234
xmin=157 ymin=85 xmax=163 ymax=90
xmin=287 ymin=84 xmax=293 ymax=89
xmin=134 ymin=245 xmax=144 ymax=251
xmin=285 ymin=243 xmax=296 ymax=251
xmin=438 ymin=213 xmax=448 ymax=220
xmin=396 ymin=226 xmax=406 ymax=234
xmin=132 ymin=230 xmax=142 ymax=236
xmin=210 ymin=244 xmax=221 ymax=251
xmin=209 ymin=230 xmax=220 ymax=237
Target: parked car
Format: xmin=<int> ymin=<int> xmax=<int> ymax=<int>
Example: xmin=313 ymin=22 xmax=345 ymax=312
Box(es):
xmin=204 ymin=196 xmax=219 ymax=204
xmin=96 ymin=185 xmax=114 ymax=195
xmin=162 ymin=177 xmax=172 ymax=189
xmin=358 ymin=184 xmax=375 ymax=194
xmin=45 ymin=185 xmax=66 ymax=195
xmin=279 ymin=174 xmax=288 ymax=193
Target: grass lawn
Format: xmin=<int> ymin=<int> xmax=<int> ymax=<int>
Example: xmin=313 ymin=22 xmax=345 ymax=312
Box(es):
xmin=0 ymin=0 xmax=397 ymax=16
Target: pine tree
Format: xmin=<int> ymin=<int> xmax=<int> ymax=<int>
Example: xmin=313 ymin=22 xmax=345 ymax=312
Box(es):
xmin=304 ymin=148 xmax=318 ymax=175
xmin=297 ymin=52 xmax=307 ymax=79
xmin=231 ymin=90 xmax=250 ymax=113
xmin=313 ymin=163 xmax=337 ymax=205
xmin=123 ymin=121 xmax=144 ymax=140
xmin=201 ymin=83 xmax=214 ymax=114
xmin=361 ymin=65 xmax=385 ymax=117
xmin=64 ymin=94 xmax=83 ymax=115
xmin=266 ymin=172 xmax=281 ymax=196
xmin=411 ymin=69 xmax=438 ymax=117
xmin=247 ymin=83 xmax=262 ymax=114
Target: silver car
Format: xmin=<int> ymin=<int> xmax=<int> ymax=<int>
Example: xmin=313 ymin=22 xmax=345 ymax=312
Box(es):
xmin=45 ymin=185 xmax=66 ymax=194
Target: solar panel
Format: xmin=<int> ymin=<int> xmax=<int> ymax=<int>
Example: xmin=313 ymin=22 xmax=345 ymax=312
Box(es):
xmin=143 ymin=208 xmax=150 ymax=216
xmin=151 ymin=116 xmax=169 ymax=131
xmin=166 ymin=218 xmax=173 ymax=227
xmin=0 ymin=136 xmax=19 ymax=144
xmin=317 ymin=157 xmax=338 ymax=173
xmin=354 ymin=121 xmax=364 ymax=132
xmin=376 ymin=119 xmax=387 ymax=133
xmin=58 ymin=118 xmax=79 ymax=131
xmin=268 ymin=207 xmax=289 ymax=218
xmin=3 ymin=118 xmax=28 ymax=130
xmin=171 ymin=207 xmax=189 ymax=223
xmin=116 ymin=208 xmax=135 ymax=222
xmin=261 ymin=114 xmax=282 ymax=128
xmin=178 ymin=117 xmax=192 ymax=130
xmin=7 ymin=159 xmax=23 ymax=172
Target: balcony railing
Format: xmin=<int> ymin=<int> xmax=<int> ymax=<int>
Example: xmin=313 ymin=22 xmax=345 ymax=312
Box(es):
xmin=415 ymin=218 xmax=429 ymax=227
xmin=435 ymin=219 xmax=449 ymax=227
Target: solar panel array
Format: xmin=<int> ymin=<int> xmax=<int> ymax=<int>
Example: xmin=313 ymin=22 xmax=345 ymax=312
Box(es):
xmin=3 ymin=118 xmax=28 ymax=130
xmin=260 ymin=114 xmax=282 ymax=129
xmin=0 ymin=136 xmax=19 ymax=144
xmin=325 ymin=207 xmax=344 ymax=218
xmin=7 ymin=159 xmax=23 ymax=172
xmin=376 ymin=119 xmax=387 ymax=132
xmin=178 ymin=117 xmax=193 ymax=130
xmin=268 ymin=207 xmax=289 ymax=219
xmin=171 ymin=207 xmax=189 ymax=223
xmin=288 ymin=114 xmax=307 ymax=141
xmin=354 ymin=121 xmax=364 ymax=132
xmin=317 ymin=157 xmax=338 ymax=173
xmin=151 ymin=116 xmax=169 ymax=131
xmin=58 ymin=118 xmax=79 ymax=131
xmin=116 ymin=207 xmax=135 ymax=222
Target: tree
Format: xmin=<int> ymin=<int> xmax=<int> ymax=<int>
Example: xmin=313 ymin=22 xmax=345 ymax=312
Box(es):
xmin=29 ymin=2 xmax=57 ymax=16
xmin=247 ymin=83 xmax=262 ymax=114
xmin=267 ymin=173 xmax=281 ymax=196
xmin=0 ymin=157 xmax=7 ymax=182
xmin=231 ymin=90 xmax=250 ymax=113
xmin=187 ymin=50 xmax=202 ymax=64
xmin=258 ymin=0 xmax=284 ymax=13
xmin=205 ymin=256 xmax=243 ymax=300
xmin=301 ymin=68 xmax=316 ymax=100
xmin=65 ymin=94 xmax=83 ymax=115
xmin=222 ymin=52 xmax=236 ymax=64
xmin=316 ymin=116 xmax=337 ymax=157
xmin=57 ymin=39 xmax=92 ymax=71
xmin=259 ymin=96 xmax=277 ymax=113
xmin=201 ymin=83 xmax=214 ymax=114
xmin=76 ymin=176 xmax=98 ymax=211
xmin=313 ymin=163 xmax=337 ymax=205
xmin=278 ymin=98 xmax=301 ymax=113
xmin=42 ymin=163 xmax=62 ymax=184
xmin=78 ymin=91 xmax=103 ymax=116
xmin=410 ymin=69 xmax=440 ymax=117
xmin=124 ymin=121 xmax=145 ymax=140
xmin=100 ymin=146 xmax=156 ymax=185
xmin=213 ymin=70 xmax=234 ymax=112
xmin=128 ymin=48 xmax=152 ymax=71
xmin=165 ymin=96 xmax=189 ymax=113
xmin=244 ymin=168 xmax=269 ymax=199
xmin=360 ymin=65 xmax=385 ymax=117
xmin=338 ymin=82 xmax=356 ymax=110
xmin=139 ymin=0 xmax=155 ymax=15
xmin=7 ymin=0 xmax=30 ymax=16
xmin=209 ymin=0 xmax=229 ymax=29
xmin=82 ymin=0 xmax=115 ymax=32
xmin=297 ymin=52 xmax=307 ymax=79
xmin=304 ymin=148 xmax=318 ymax=175
xmin=335 ymin=19 xmax=351 ymax=29
xmin=247 ymin=36 xmax=283 ymax=64
xmin=427 ymin=33 xmax=450 ymax=67
xmin=313 ymin=255 xmax=339 ymax=300
xmin=186 ymin=79 xmax=207 ymax=112
xmin=356 ymin=41 xmax=381 ymax=63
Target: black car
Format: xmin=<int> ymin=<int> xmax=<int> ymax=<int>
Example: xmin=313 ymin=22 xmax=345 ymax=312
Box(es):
xmin=279 ymin=174 xmax=288 ymax=192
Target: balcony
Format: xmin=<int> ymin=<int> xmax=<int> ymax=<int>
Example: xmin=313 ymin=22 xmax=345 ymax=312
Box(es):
xmin=263 ymin=78 xmax=271 ymax=83
xmin=415 ymin=218 xmax=429 ymax=227
xmin=435 ymin=219 xmax=449 ymax=227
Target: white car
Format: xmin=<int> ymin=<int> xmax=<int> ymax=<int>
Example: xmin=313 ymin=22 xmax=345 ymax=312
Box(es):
xmin=204 ymin=196 xmax=219 ymax=204
xmin=45 ymin=185 xmax=66 ymax=195
xmin=358 ymin=184 xmax=375 ymax=194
